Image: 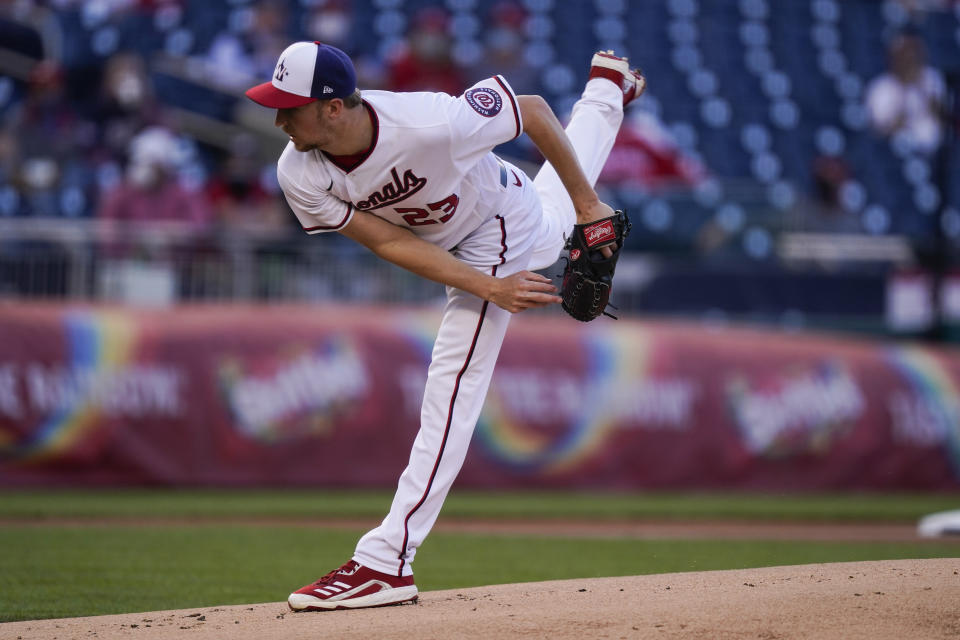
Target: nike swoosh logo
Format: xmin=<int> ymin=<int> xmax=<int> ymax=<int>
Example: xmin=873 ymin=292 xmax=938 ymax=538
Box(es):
xmin=511 ymin=170 xmax=522 ymax=187
xmin=326 ymin=179 xmax=333 ymax=190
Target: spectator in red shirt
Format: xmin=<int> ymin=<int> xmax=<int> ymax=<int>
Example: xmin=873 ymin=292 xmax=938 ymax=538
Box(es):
xmin=97 ymin=126 xmax=212 ymax=231
xmin=598 ymin=110 xmax=706 ymax=190
xmin=385 ymin=7 xmax=464 ymax=95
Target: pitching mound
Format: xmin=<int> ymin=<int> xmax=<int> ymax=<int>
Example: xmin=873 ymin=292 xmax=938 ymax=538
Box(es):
xmin=5 ymin=559 xmax=959 ymax=639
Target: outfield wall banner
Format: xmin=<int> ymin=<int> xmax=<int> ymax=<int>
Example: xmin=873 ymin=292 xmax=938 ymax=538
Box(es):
xmin=1 ymin=303 xmax=959 ymax=490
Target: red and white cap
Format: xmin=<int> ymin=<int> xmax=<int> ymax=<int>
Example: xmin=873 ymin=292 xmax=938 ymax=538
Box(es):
xmin=245 ymin=41 xmax=357 ymax=109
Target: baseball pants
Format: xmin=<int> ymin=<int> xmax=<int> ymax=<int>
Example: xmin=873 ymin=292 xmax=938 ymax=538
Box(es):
xmin=352 ymin=77 xmax=625 ymax=576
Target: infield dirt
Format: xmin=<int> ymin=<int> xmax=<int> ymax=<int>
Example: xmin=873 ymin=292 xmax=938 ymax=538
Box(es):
xmin=3 ymin=558 xmax=959 ymax=640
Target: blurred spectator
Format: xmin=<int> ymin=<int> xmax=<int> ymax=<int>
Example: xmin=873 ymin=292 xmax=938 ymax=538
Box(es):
xmin=305 ymin=0 xmax=353 ymax=51
xmin=0 ymin=129 xmax=17 ymax=188
xmin=203 ymin=0 xmax=289 ymax=91
xmin=5 ymin=61 xmax=98 ymax=217
xmin=206 ymin=133 xmax=287 ymax=235
xmin=865 ymin=28 xmax=946 ymax=155
xmin=96 ymin=52 xmax=164 ymax=160
xmin=385 ymin=7 xmax=464 ymax=95
xmin=470 ymin=2 xmax=539 ymax=95
xmin=787 ymin=154 xmax=861 ymax=234
xmin=302 ymin=1 xmax=388 ymax=92
xmin=811 ymin=154 xmax=854 ymax=217
xmin=97 ymin=126 xmax=212 ymax=231
xmin=598 ymin=109 xmax=706 ymax=190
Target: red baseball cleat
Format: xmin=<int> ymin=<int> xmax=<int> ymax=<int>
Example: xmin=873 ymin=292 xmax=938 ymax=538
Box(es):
xmin=287 ymin=560 xmax=418 ymax=611
xmin=589 ymin=50 xmax=647 ymax=107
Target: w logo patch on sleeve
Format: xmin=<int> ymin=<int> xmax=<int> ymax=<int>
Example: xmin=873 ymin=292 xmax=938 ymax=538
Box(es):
xmin=464 ymin=88 xmax=503 ymax=117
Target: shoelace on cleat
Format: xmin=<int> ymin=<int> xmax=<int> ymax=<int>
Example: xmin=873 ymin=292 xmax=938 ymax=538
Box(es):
xmin=312 ymin=560 xmax=358 ymax=586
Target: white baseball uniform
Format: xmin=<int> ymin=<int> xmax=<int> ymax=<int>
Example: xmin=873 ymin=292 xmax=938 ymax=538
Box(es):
xmin=278 ymin=74 xmax=624 ymax=577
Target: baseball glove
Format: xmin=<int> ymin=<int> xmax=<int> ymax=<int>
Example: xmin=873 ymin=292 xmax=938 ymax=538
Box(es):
xmin=561 ymin=210 xmax=631 ymax=322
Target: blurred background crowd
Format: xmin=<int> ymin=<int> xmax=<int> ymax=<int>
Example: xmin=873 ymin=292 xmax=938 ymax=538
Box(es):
xmin=1 ymin=0 xmax=960 ymax=338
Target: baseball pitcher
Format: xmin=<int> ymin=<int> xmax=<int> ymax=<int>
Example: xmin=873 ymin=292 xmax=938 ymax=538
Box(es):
xmin=245 ymin=41 xmax=644 ymax=611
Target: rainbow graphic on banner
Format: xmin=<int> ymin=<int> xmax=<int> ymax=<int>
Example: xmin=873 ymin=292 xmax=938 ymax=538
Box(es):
xmin=4 ymin=310 xmax=136 ymax=462
xmin=886 ymin=345 xmax=960 ymax=477
xmin=475 ymin=326 xmax=649 ymax=475
xmin=398 ymin=310 xmax=441 ymax=361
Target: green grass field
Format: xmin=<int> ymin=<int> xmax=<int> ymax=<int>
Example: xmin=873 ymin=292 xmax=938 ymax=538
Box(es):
xmin=2 ymin=489 xmax=959 ymax=622
xmin=4 ymin=488 xmax=960 ymax=521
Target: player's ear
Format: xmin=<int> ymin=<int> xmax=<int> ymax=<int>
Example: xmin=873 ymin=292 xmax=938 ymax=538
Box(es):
xmin=321 ymin=98 xmax=345 ymax=119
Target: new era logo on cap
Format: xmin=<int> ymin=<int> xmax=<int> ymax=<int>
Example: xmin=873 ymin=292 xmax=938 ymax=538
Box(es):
xmin=246 ymin=41 xmax=357 ymax=109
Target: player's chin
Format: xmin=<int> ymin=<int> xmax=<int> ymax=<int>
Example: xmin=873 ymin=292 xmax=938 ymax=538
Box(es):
xmin=287 ymin=136 xmax=316 ymax=152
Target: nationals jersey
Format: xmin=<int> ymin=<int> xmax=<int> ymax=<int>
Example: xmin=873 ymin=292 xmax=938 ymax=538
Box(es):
xmin=277 ymin=75 xmax=537 ymax=257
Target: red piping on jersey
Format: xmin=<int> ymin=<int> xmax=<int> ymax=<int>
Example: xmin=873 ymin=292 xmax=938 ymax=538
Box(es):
xmin=493 ymin=76 xmax=521 ymax=140
xmin=496 ymin=215 xmax=508 ymax=265
xmin=303 ymin=203 xmax=353 ymax=232
xmin=322 ymin=100 xmax=380 ymax=173
xmin=397 ymin=265 xmax=498 ymax=577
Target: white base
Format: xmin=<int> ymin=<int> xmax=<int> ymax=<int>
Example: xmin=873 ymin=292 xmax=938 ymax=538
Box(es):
xmin=917 ymin=509 xmax=960 ymax=537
